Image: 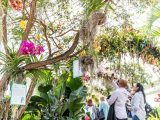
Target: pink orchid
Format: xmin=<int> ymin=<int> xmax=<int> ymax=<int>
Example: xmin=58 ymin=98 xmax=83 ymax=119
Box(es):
xmin=19 ymin=40 xmax=44 ymax=55
xmin=82 ymin=71 xmax=90 ymax=82
xmin=19 ymin=40 xmax=35 ymax=55
xmin=35 ymin=44 xmax=45 ymax=55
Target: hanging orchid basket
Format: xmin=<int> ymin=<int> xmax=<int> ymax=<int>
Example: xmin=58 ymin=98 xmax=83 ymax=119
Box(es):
xmin=80 ymin=55 xmax=94 ymax=72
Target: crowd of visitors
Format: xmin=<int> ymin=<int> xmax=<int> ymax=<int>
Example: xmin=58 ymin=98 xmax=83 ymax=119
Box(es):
xmin=83 ymin=79 xmax=148 ymax=120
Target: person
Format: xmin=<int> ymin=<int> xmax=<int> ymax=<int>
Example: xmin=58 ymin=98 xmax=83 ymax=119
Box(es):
xmin=84 ymin=99 xmax=97 ymax=120
xmin=99 ymin=96 xmax=109 ymax=120
xmin=131 ymin=83 xmax=146 ymax=120
xmin=108 ymin=79 xmax=129 ymax=120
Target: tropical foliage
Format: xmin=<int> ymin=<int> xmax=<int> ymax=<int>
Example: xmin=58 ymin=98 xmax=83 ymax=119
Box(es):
xmin=99 ymin=28 xmax=160 ymax=66
xmin=22 ymin=72 xmax=87 ymax=120
xmin=0 ymin=0 xmax=160 ymax=119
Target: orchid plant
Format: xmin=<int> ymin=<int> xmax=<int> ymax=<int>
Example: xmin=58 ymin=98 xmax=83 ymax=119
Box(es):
xmin=19 ymin=40 xmax=44 ymax=56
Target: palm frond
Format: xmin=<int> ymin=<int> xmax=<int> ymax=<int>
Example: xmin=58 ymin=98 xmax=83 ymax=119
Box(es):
xmin=148 ymin=7 xmax=160 ymax=28
xmin=28 ymin=70 xmax=53 ymax=84
xmin=81 ymin=0 xmax=106 ymax=15
xmin=152 ymin=27 xmax=160 ymax=36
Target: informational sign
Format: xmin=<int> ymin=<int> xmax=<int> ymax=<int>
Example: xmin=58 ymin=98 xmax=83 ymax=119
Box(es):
xmin=73 ymin=59 xmax=82 ymax=78
xmin=11 ymin=83 xmax=27 ymax=105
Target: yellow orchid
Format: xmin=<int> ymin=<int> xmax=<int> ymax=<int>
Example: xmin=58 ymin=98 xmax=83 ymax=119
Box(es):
xmin=95 ymin=46 xmax=101 ymax=53
xmin=36 ymin=34 xmax=42 ymax=40
xmin=20 ymin=20 xmax=27 ymax=29
xmin=79 ymin=50 xmax=86 ymax=57
xmin=93 ymin=40 xmax=101 ymax=53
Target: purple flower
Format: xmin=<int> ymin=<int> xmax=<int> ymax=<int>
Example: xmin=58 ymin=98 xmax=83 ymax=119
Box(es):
xmin=20 ymin=40 xmax=35 ymax=55
xmin=19 ymin=40 xmax=44 ymax=55
xmin=35 ymin=44 xmax=45 ymax=55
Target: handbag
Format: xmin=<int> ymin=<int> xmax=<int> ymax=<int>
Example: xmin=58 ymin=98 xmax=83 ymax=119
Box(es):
xmin=107 ymin=100 xmax=117 ymax=120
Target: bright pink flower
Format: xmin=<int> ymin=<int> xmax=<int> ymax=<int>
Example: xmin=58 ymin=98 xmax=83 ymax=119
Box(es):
xmin=20 ymin=40 xmax=35 ymax=55
xmin=82 ymin=71 xmax=90 ymax=81
xmin=35 ymin=44 xmax=45 ymax=55
xmin=19 ymin=40 xmax=44 ymax=55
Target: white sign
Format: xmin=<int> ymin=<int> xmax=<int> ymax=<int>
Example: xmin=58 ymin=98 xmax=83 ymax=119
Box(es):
xmin=11 ymin=83 xmax=27 ymax=105
xmin=73 ymin=59 xmax=82 ymax=78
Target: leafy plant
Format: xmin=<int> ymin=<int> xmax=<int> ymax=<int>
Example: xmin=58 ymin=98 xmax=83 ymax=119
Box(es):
xmin=81 ymin=0 xmax=106 ymax=16
xmin=98 ymin=28 xmax=160 ymax=66
xmin=22 ymin=72 xmax=87 ymax=120
xmin=148 ymin=108 xmax=160 ymax=120
xmin=0 ymin=49 xmax=28 ymax=80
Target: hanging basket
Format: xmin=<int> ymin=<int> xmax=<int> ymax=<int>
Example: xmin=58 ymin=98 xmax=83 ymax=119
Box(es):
xmin=81 ymin=55 xmax=94 ymax=66
xmin=80 ymin=55 xmax=94 ymax=72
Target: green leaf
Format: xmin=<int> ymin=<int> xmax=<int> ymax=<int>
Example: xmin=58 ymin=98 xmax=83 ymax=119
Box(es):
xmin=67 ymin=76 xmax=83 ymax=90
xmin=54 ymin=72 xmax=68 ymax=99
xmin=30 ymin=96 xmax=47 ymax=103
xmin=69 ymin=87 xmax=87 ymax=101
xmin=38 ymin=84 xmax=52 ymax=93
xmin=60 ymin=102 xmax=69 ymax=116
xmin=69 ymin=97 xmax=84 ymax=113
xmin=22 ymin=113 xmax=38 ymax=120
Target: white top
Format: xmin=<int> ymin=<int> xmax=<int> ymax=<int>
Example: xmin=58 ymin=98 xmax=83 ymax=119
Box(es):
xmin=108 ymin=87 xmax=129 ymax=119
xmin=131 ymin=91 xmax=146 ymax=120
xmin=84 ymin=105 xmax=97 ymax=120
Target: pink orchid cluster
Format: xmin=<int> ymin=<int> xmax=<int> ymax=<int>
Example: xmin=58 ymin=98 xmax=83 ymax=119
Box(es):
xmin=82 ymin=71 xmax=90 ymax=82
xmin=19 ymin=40 xmax=44 ymax=55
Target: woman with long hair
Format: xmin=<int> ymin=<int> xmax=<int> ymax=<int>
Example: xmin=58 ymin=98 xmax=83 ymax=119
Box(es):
xmin=131 ymin=83 xmax=146 ymax=120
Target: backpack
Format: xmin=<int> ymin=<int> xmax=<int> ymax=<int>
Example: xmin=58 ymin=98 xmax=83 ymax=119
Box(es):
xmin=99 ymin=109 xmax=105 ymax=119
xmin=145 ymin=103 xmax=152 ymax=115
xmin=96 ymin=108 xmax=100 ymax=119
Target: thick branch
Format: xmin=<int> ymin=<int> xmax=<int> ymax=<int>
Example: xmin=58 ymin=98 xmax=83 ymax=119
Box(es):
xmin=21 ymin=0 xmax=37 ymax=40
xmin=68 ymin=44 xmax=89 ymax=58
xmin=22 ymin=32 xmax=80 ymax=70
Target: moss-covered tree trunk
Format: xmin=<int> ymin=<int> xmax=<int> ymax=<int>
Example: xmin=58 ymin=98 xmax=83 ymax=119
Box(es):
xmin=0 ymin=5 xmax=10 ymax=116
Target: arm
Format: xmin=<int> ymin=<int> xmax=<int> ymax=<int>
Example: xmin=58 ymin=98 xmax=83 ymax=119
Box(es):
xmin=108 ymin=91 xmax=118 ymax=105
xmin=112 ymin=80 xmax=119 ymax=89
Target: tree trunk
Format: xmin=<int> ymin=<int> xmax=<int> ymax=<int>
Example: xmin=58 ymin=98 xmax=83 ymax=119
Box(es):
xmin=21 ymin=0 xmax=37 ymax=40
xmin=0 ymin=101 xmax=5 ymax=120
xmin=14 ymin=79 xmax=37 ymax=120
xmin=2 ymin=99 xmax=10 ymax=120
xmin=0 ymin=74 xmax=10 ymax=120
xmin=2 ymin=8 xmax=9 ymax=55
xmin=0 ymin=0 xmax=2 ymax=43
